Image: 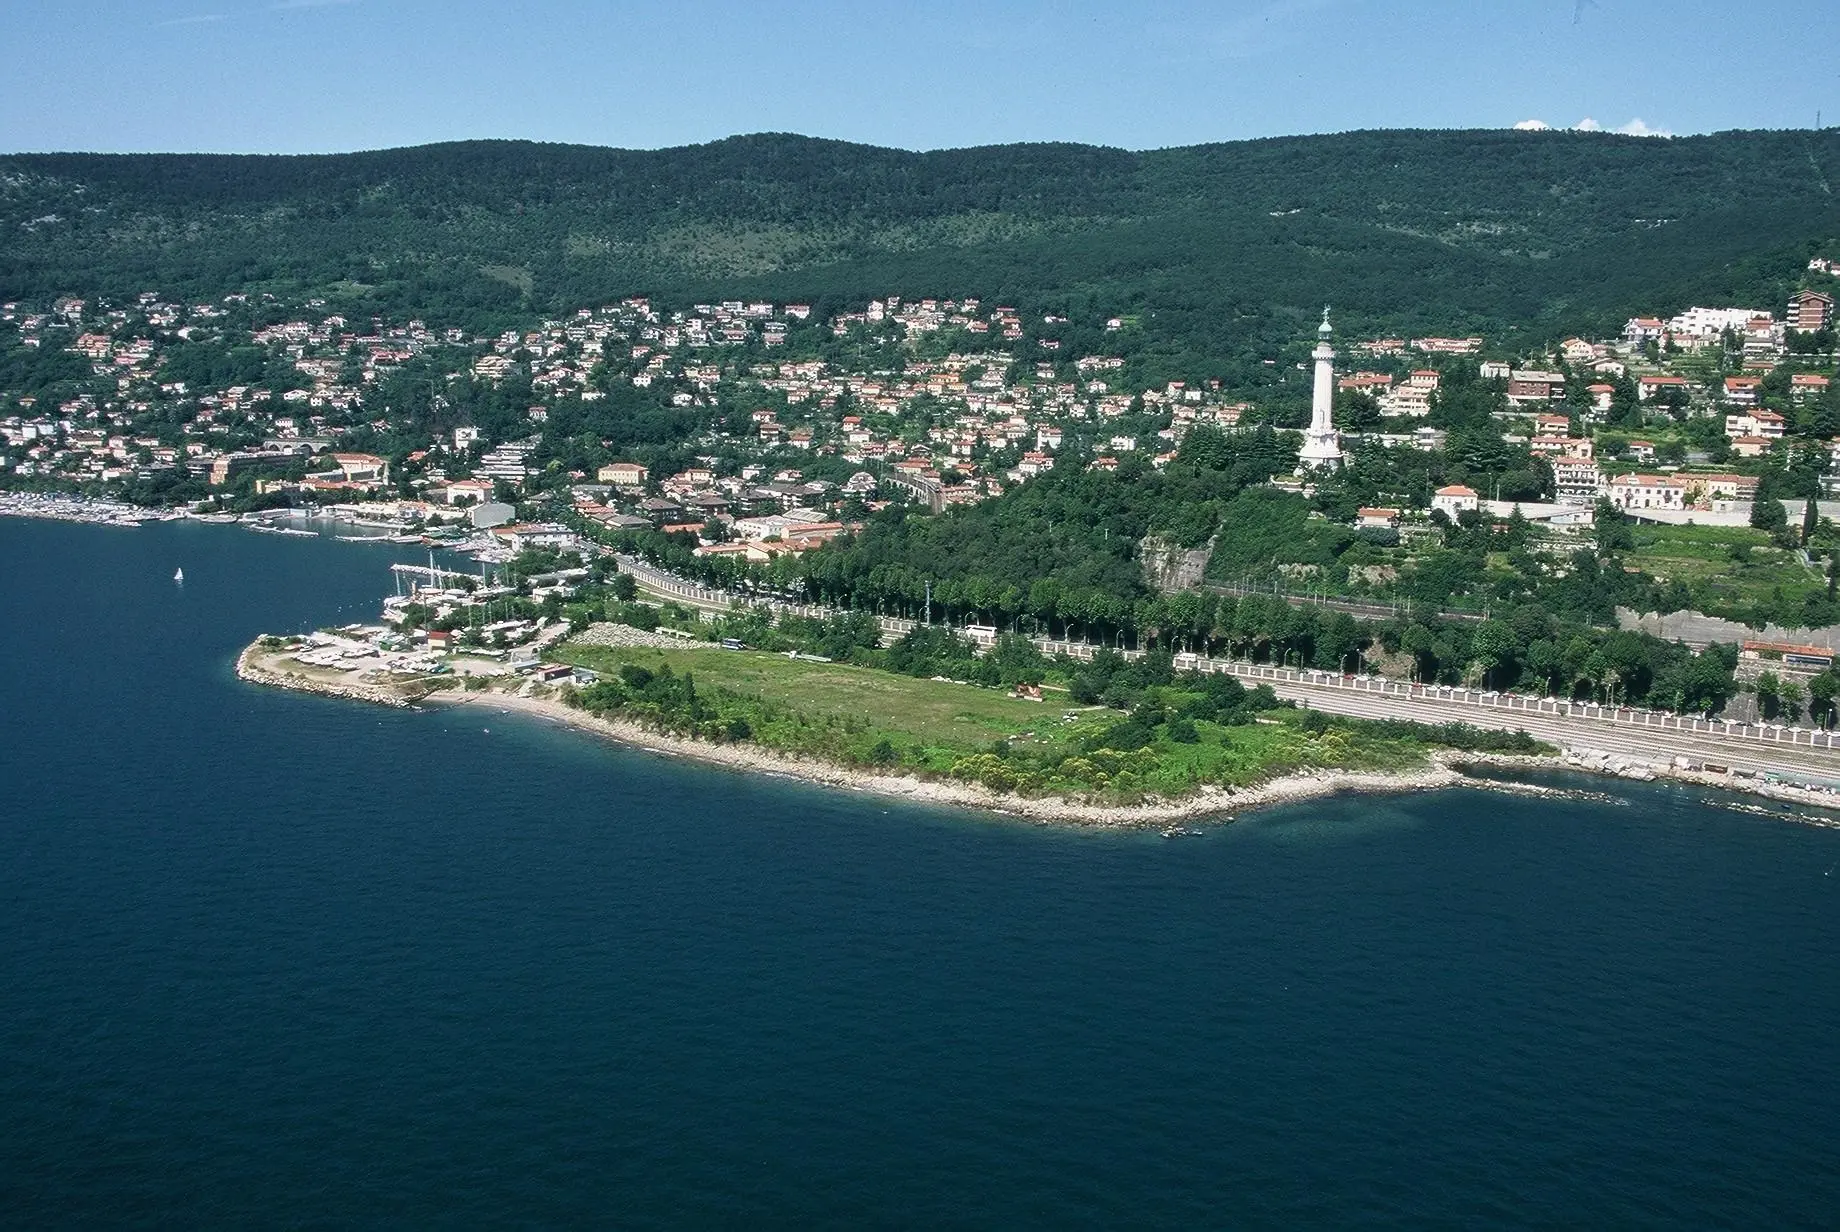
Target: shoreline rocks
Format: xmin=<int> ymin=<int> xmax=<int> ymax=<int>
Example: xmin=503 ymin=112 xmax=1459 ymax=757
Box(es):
xmin=235 ymin=640 xmax=1840 ymax=830
xmin=235 ymin=644 xmax=414 ymax=708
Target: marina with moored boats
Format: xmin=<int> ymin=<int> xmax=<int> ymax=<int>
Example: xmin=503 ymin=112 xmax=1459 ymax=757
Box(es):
xmin=1 ymin=493 xmax=515 ymax=559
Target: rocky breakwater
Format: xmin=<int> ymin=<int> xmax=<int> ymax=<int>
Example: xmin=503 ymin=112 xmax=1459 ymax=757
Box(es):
xmin=235 ymin=640 xmax=416 ymax=708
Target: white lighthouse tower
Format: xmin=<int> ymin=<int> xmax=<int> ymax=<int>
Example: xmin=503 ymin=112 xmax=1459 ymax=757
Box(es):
xmin=1297 ymin=305 xmax=1345 ymax=471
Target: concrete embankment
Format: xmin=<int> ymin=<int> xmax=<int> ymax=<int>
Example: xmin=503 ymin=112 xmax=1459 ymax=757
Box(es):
xmin=1261 ymin=675 xmax=1840 ymax=785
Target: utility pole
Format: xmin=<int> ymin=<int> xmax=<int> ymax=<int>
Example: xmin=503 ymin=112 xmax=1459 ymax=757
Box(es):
xmin=924 ymin=580 xmax=932 ymax=626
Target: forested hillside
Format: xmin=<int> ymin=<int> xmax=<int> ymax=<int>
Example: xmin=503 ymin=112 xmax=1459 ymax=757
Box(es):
xmin=5 ymin=129 xmax=1838 ymax=356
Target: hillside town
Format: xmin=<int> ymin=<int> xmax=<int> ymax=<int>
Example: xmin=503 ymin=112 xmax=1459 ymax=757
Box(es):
xmin=9 ymin=285 xmax=1840 ymax=534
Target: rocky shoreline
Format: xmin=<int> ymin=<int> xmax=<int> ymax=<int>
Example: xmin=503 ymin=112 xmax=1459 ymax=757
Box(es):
xmin=426 ymin=687 xmax=1485 ymax=827
xmin=437 ymin=691 xmax=1501 ymax=823
xmin=234 ymin=640 xmax=1840 ymax=829
xmin=234 ymin=643 xmax=415 ymax=708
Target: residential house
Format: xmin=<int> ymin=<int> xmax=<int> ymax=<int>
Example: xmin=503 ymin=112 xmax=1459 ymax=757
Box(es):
xmin=1787 ymin=289 xmax=1834 ymax=332
xmin=1431 ymin=485 xmax=1479 ymax=519
xmin=1623 ymin=317 xmax=1666 ymax=345
xmin=1722 ymin=376 xmax=1764 ymax=407
xmin=438 ymin=478 xmax=493 ymax=506
xmin=1017 ymin=451 xmax=1054 ymax=477
xmin=1724 ymin=410 xmax=1784 ymax=439
xmin=1506 ymin=370 xmax=1565 ymax=406
xmin=1533 ymin=413 xmax=1573 ymax=436
xmin=1530 ymin=434 xmax=1591 ymax=459
xmin=1681 ymin=472 xmax=1758 ymax=512
xmin=597 ymin=461 xmax=649 ymax=488
xmin=1791 ymin=373 xmax=1831 ymax=403
xmin=1608 ymin=473 xmax=1685 ymax=511
xmin=1338 ymin=372 xmax=1394 ymax=396
xmin=1552 ymin=457 xmax=1605 ymax=505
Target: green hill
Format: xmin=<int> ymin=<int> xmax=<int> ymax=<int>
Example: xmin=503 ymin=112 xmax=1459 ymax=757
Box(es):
xmin=4 ymin=129 xmax=1838 ymax=348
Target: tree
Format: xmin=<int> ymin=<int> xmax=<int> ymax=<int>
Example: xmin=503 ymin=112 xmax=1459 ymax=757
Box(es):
xmin=1337 ymin=390 xmax=1382 ymax=430
xmin=1313 ymin=611 xmax=1364 ymax=671
xmin=1781 ymin=679 xmax=1806 ymax=723
xmin=1683 ymin=644 xmax=1739 ymax=714
xmin=1755 ymin=669 xmax=1782 ymax=719
xmin=1593 ymin=499 xmax=1634 ymax=555
xmin=1750 ymin=489 xmax=1787 ymax=532
xmin=1470 ymin=619 xmax=1519 ymax=689
xmin=1808 ymin=670 xmax=1839 ymax=727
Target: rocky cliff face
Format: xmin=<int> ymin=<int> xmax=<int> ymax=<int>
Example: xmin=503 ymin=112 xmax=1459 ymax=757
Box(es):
xmin=1616 ymin=607 xmax=1840 ymax=649
xmin=1140 ymin=534 xmax=1213 ymax=593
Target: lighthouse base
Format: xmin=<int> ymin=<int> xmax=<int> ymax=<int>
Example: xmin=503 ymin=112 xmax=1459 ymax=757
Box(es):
xmin=1298 ymin=428 xmax=1344 ymax=471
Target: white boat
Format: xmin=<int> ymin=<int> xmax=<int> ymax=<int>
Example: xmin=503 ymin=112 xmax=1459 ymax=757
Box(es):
xmin=174 ymin=567 xmax=184 ymax=582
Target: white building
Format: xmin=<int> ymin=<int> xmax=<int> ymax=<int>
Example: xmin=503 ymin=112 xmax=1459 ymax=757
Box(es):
xmin=1552 ymin=458 xmax=1605 ymax=505
xmin=1431 ymin=484 xmax=1479 ymax=519
xmin=1607 ymin=473 xmax=1685 ymax=512
xmin=1725 ymin=410 xmax=1785 ymax=439
xmin=1666 ymin=306 xmax=1767 ymax=342
xmin=1297 ymin=307 xmax=1345 ymax=470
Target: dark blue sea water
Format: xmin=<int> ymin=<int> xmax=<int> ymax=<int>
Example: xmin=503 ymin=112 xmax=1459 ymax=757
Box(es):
xmin=4 ymin=517 xmax=1840 ymax=1228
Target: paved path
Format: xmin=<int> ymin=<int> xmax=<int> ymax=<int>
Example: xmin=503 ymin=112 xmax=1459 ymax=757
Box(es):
xmin=613 ymin=554 xmax=1840 ymax=780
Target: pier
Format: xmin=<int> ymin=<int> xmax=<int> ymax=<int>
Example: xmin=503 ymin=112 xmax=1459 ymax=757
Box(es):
xmin=390 ymin=561 xmax=484 ymax=592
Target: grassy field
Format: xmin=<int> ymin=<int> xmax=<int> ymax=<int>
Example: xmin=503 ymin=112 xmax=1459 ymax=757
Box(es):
xmin=1629 ymin=523 xmax=1823 ymax=617
xmin=550 ymin=640 xmax=1437 ymax=800
xmin=554 ymin=641 xmax=1106 ymax=750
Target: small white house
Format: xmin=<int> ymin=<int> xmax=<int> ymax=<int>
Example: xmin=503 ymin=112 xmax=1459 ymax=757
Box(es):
xmin=1431 ymin=484 xmax=1479 ymax=519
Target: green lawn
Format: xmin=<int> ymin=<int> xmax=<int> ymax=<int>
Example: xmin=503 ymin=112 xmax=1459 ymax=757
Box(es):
xmin=554 ymin=641 xmax=1106 ymax=748
xmin=549 ymin=640 xmax=1439 ymax=801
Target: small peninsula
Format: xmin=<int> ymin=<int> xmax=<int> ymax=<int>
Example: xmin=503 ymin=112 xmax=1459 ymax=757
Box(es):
xmin=229 ymin=534 xmax=1840 ymax=828
xmin=235 ymin=627 xmax=1535 ymax=825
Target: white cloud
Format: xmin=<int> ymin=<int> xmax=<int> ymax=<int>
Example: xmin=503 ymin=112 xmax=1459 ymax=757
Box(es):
xmin=1575 ymin=117 xmax=1671 ymax=137
xmin=1514 ymin=117 xmax=1672 ymax=138
xmin=1613 ymin=118 xmax=1672 ymax=138
xmin=155 ymin=12 xmax=226 ymax=26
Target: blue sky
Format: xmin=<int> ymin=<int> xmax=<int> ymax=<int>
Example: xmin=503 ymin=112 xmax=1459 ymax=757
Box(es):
xmin=4 ymin=0 xmax=1836 ymax=154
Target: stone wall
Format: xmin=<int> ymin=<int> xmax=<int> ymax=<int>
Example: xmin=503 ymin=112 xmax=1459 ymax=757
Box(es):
xmin=1139 ymin=534 xmax=1213 ymax=593
xmin=1616 ymin=607 xmax=1840 ymax=650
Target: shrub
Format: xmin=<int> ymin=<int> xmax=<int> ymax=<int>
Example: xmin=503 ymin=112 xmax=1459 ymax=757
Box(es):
xmin=1094 ymin=720 xmax=1154 ymax=751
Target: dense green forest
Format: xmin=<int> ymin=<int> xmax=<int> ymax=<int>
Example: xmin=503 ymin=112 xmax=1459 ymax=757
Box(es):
xmin=5 ymin=129 xmax=1838 ymax=359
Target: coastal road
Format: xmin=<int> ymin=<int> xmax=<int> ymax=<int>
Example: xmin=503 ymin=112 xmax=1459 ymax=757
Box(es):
xmin=619 ymin=554 xmax=918 ymax=639
xmin=613 ymin=554 xmax=1840 ymax=784
xmin=1240 ymin=671 xmax=1840 ymax=784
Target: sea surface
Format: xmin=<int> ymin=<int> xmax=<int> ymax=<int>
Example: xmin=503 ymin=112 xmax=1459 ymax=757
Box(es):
xmin=3 ymin=516 xmax=1839 ymax=1228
